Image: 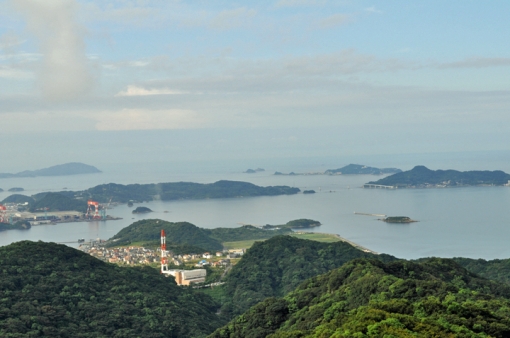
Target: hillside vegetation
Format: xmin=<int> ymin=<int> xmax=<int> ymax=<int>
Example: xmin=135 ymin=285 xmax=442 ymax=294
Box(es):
xmin=107 ymin=219 xmax=293 ymax=252
xmin=211 ymin=258 xmax=510 ymax=337
xmin=0 ymin=241 xmax=223 ymax=337
xmin=220 ymin=236 xmax=397 ymax=317
xmin=108 ymin=220 xmax=224 ymax=252
xmin=29 ymin=192 xmax=87 ymax=213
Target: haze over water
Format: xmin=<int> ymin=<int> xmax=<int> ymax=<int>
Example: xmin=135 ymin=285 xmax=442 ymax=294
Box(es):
xmin=1 ymin=150 xmax=510 ymax=260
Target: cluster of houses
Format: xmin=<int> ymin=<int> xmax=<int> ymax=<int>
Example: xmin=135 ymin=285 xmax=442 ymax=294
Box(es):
xmin=80 ymin=243 xmax=246 ymax=268
xmin=81 ymin=245 xmax=161 ymax=265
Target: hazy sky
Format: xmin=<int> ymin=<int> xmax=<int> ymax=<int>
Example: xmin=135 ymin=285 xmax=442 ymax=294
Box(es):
xmin=1 ymin=1 xmax=510 ymax=171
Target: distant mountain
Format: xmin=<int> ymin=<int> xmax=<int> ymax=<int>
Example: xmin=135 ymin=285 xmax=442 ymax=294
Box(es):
xmin=325 ymin=164 xmax=402 ymax=175
xmin=0 ymin=162 xmax=101 ymax=179
xmin=367 ymin=165 xmax=510 ymax=188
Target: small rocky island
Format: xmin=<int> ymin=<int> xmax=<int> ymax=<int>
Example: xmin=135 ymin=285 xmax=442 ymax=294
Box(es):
xmin=244 ymin=168 xmax=265 ymax=173
xmin=132 ymin=206 xmax=153 ymax=214
xmin=382 ymin=216 xmax=417 ymax=223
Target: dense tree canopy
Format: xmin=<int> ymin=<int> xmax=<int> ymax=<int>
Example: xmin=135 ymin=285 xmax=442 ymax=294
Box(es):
xmin=220 ymin=236 xmax=397 ymax=317
xmin=0 ymin=241 xmax=224 ymax=337
xmin=211 ymin=258 xmax=510 ymax=337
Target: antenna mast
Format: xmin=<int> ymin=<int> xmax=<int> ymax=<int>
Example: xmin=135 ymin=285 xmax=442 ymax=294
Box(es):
xmin=161 ymin=229 xmax=168 ymax=273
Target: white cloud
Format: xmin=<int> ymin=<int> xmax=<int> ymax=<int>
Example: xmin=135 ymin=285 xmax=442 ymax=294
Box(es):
xmin=10 ymin=0 xmax=96 ymax=101
xmin=0 ymin=66 xmax=33 ymax=79
xmin=319 ymin=13 xmax=350 ymax=28
xmin=93 ymin=109 xmax=203 ymax=130
xmin=116 ymin=85 xmax=188 ymax=96
xmin=365 ymin=6 xmax=382 ymax=14
xmin=438 ymin=57 xmax=510 ymax=69
xmin=209 ymin=7 xmax=257 ymax=30
xmin=275 ymin=0 xmax=328 ymax=7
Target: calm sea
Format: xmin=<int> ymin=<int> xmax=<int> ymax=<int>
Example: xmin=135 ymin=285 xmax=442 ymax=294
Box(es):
xmin=1 ymin=150 xmax=510 ymax=260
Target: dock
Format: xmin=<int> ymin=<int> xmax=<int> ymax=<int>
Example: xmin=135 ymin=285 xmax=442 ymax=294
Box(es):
xmin=335 ymin=234 xmax=379 ymax=255
xmin=354 ymin=212 xmax=387 ymax=218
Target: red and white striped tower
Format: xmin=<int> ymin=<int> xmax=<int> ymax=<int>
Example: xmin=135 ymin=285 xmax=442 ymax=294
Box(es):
xmin=161 ymin=229 xmax=168 ymax=273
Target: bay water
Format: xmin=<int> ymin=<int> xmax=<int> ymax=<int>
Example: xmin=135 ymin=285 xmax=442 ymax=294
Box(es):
xmin=1 ymin=151 xmax=510 ymax=260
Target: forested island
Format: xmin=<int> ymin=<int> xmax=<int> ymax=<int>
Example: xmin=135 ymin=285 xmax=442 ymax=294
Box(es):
xmin=1 ymin=180 xmax=300 ymax=213
xmin=367 ymin=165 xmax=510 ymax=188
xmin=274 ymin=164 xmax=402 ymax=176
xmin=0 ymin=162 xmax=101 ymax=179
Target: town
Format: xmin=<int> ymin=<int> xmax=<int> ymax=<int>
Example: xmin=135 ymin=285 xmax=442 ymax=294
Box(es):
xmin=79 ymin=233 xmax=245 ymax=286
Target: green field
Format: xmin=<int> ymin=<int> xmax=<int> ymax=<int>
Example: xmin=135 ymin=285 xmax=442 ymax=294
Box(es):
xmin=291 ymin=232 xmax=341 ymax=243
xmin=222 ymin=233 xmax=340 ymax=250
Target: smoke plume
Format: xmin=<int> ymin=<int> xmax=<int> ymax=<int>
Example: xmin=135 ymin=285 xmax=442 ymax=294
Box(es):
xmin=11 ymin=0 xmax=94 ymax=100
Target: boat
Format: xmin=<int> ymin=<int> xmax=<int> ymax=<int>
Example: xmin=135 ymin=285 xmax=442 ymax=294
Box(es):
xmin=78 ymin=238 xmax=85 ymax=243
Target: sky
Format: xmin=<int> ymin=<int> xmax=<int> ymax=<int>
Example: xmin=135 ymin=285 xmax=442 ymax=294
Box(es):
xmin=1 ymin=1 xmax=510 ymax=171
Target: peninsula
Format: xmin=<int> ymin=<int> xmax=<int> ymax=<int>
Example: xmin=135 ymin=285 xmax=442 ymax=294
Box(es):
xmin=0 ymin=162 xmax=101 ymax=179
xmin=366 ymin=165 xmax=510 ymax=188
xmin=2 ymin=181 xmax=300 ymax=215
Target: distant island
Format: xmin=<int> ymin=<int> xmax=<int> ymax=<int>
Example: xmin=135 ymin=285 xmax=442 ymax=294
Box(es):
xmin=244 ymin=168 xmax=265 ymax=173
xmin=132 ymin=206 xmax=152 ymax=214
xmin=0 ymin=162 xmax=101 ymax=179
xmin=382 ymin=216 xmax=417 ymax=223
xmin=8 ymin=188 xmax=24 ymax=192
xmin=366 ymin=165 xmax=510 ymax=188
xmin=274 ymin=164 xmax=401 ymax=176
xmin=325 ymin=164 xmax=402 ymax=175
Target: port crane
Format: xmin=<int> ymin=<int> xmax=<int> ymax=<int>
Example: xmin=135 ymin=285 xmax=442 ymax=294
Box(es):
xmin=86 ymin=200 xmax=101 ymax=220
xmin=0 ymin=204 xmax=6 ymax=223
xmin=87 ymin=198 xmax=113 ymax=220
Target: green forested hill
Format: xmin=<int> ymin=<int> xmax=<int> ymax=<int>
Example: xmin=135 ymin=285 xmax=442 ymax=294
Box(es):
xmin=29 ymin=192 xmax=88 ymax=213
xmin=1 ymin=194 xmax=35 ymax=204
xmin=0 ymin=241 xmax=223 ymax=337
xmin=211 ymin=258 xmax=510 ymax=338
xmin=108 ymin=220 xmax=294 ymax=252
xmin=108 ymin=219 xmax=224 ymax=252
xmin=220 ymin=236 xmax=397 ymax=317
